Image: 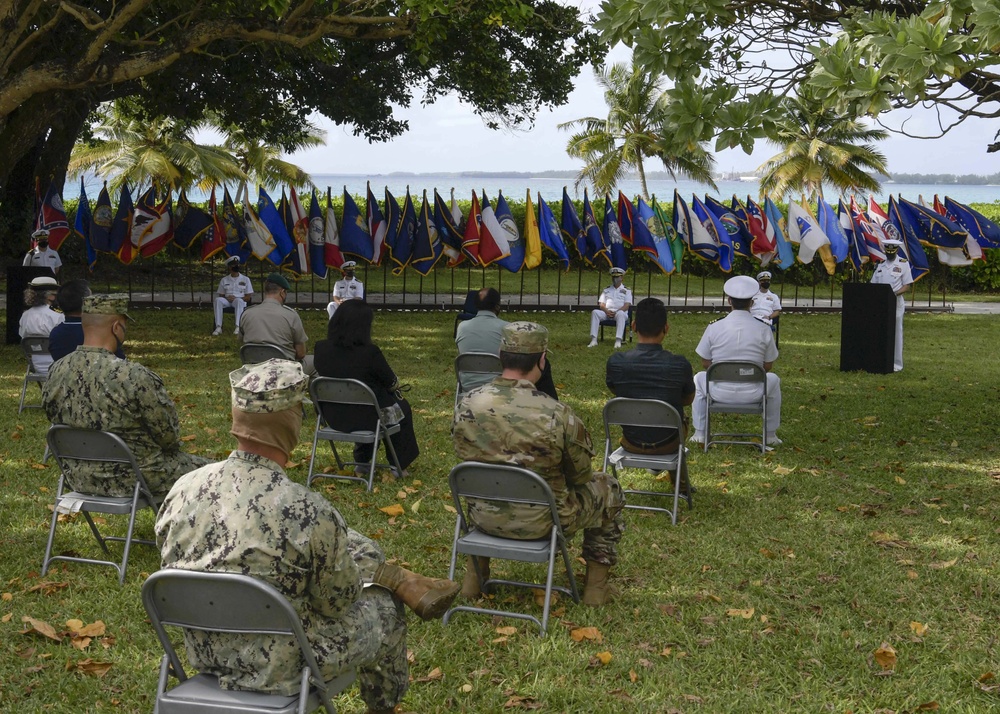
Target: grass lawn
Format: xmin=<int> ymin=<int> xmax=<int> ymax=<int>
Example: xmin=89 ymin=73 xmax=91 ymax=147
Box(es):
xmin=1 ymin=307 xmax=999 ymax=713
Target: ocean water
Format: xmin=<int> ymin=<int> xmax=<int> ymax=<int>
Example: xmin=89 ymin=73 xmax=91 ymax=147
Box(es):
xmin=70 ymin=174 xmax=1000 ymax=206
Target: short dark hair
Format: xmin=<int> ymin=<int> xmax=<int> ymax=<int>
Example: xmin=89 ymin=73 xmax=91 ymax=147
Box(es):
xmin=476 ymin=287 xmax=501 ymax=313
xmin=263 ymin=281 xmax=284 ymax=295
xmin=730 ymin=297 xmax=753 ymax=311
xmin=500 ymin=350 xmax=543 ymax=373
xmin=633 ymin=297 xmax=667 ymax=336
xmin=55 ymin=279 xmax=91 ymax=315
xmin=327 ymin=299 xmax=373 ymax=347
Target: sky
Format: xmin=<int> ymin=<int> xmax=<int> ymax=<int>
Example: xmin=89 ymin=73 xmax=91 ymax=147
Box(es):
xmin=288 ymin=38 xmax=1000 ymax=178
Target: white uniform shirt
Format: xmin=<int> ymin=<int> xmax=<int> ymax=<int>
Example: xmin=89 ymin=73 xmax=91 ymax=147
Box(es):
xmin=19 ymin=304 xmax=64 ymax=338
xmin=23 ymin=248 xmax=62 ymax=272
xmin=696 ymin=310 xmax=778 ymax=366
xmin=750 ymin=290 xmax=782 ymax=323
xmin=870 ymin=256 xmax=913 ymax=295
xmin=598 ymin=284 xmax=632 ymax=312
xmin=217 ymin=274 xmax=254 ymax=299
xmin=332 ymin=277 xmax=364 ymax=302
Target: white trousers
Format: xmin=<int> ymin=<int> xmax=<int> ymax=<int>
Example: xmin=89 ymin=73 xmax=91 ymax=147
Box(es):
xmin=691 ymin=371 xmax=782 ymax=436
xmin=214 ymin=296 xmax=247 ymax=329
xmin=893 ymin=296 xmax=905 ymax=372
xmin=590 ymin=309 xmax=627 ymax=340
xmin=326 ymin=301 xmax=337 ymax=319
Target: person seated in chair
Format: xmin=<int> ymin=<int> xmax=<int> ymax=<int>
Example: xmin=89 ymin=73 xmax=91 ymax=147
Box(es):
xmin=454 ymin=322 xmax=625 ymax=607
xmin=689 ymin=276 xmax=782 ymax=446
xmin=213 ymin=256 xmax=254 ymax=336
xmin=239 ymin=273 xmax=314 ymax=374
xmin=49 ymin=279 xmax=127 ymax=362
xmin=588 ymin=267 xmax=632 ymax=349
xmin=19 ymin=275 xmax=63 ymax=375
xmin=326 ymin=260 xmax=365 ymax=318
xmin=156 ymin=359 xmax=459 ymax=714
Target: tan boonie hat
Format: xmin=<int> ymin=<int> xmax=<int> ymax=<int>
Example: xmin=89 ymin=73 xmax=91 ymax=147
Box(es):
xmin=83 ymin=293 xmax=135 ymax=322
xmin=724 ymin=275 xmax=759 ymax=300
xmin=501 ymin=321 xmax=548 ymax=355
xmin=230 ymin=358 xmax=308 ymax=413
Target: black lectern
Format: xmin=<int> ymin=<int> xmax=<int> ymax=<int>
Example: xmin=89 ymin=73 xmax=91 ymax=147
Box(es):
xmin=840 ymin=282 xmax=895 ymax=374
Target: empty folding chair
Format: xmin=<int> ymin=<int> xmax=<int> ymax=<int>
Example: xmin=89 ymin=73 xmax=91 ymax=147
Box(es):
xmin=19 ymin=336 xmax=50 ymax=413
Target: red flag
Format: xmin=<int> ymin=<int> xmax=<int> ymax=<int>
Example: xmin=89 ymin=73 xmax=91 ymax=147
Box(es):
xmin=745 ymin=196 xmax=776 ymax=258
xmin=288 ymin=185 xmax=310 ymax=274
xmin=201 ymin=188 xmax=226 ymax=261
xmin=37 ymin=179 xmax=71 ymax=250
xmin=478 ymin=192 xmax=508 ymax=266
xmin=462 ymin=191 xmax=482 ymax=264
xmin=324 ymin=187 xmax=345 ymax=269
xmin=138 ymin=191 xmax=174 ymax=257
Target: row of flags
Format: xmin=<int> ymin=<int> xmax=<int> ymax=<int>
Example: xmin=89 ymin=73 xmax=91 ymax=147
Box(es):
xmin=40 ymin=179 xmax=1000 ymax=281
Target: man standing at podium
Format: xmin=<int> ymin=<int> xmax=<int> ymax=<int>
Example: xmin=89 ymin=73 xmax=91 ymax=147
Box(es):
xmin=870 ymin=239 xmax=913 ymax=372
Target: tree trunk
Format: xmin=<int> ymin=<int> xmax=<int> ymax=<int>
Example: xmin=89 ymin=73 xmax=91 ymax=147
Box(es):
xmin=637 ymin=155 xmax=649 ymax=201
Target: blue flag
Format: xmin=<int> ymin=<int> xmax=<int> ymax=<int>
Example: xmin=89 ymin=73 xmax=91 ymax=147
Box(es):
xmin=108 ymin=183 xmax=133 ymax=259
xmin=764 ymin=197 xmax=795 ymax=269
xmin=173 ymin=188 xmax=213 ymax=251
xmin=390 ymin=189 xmax=417 ymax=275
xmin=258 ymin=187 xmax=295 ymax=265
xmin=887 ymin=197 xmax=930 ymax=281
xmin=943 ymin=196 xmax=1000 ymax=249
xmin=560 ymin=187 xmax=586 ymax=262
xmin=836 ymin=198 xmax=869 ymax=271
xmin=410 ymin=190 xmax=445 ymax=276
xmin=75 ymin=178 xmax=96 ymax=270
xmin=433 ymin=190 xmax=465 ymax=267
xmin=816 ymin=197 xmax=850 ymax=267
xmin=90 ymin=183 xmax=113 ymax=254
xmin=693 ymin=195 xmax=732 ymax=272
xmin=221 ymin=186 xmax=251 ymax=263
xmin=495 ymin=190 xmax=526 ymax=273
xmin=340 ymin=188 xmax=374 ymax=262
xmin=728 ymin=196 xmax=758 ymax=260
xmin=538 ymin=193 xmax=570 ymax=270
xmin=704 ymin=196 xmax=746 ymax=261
xmin=384 ymin=188 xmax=404 ymax=265
xmin=617 ymin=192 xmax=633 ymax=244
xmin=581 ymin=190 xmax=610 ymax=267
xmin=308 ymin=188 xmax=328 ymax=279
xmin=636 ymin=196 xmax=674 ymax=274
xmin=603 ymin=195 xmax=628 ymax=270
xmin=895 ymin=197 xmax=969 ymax=249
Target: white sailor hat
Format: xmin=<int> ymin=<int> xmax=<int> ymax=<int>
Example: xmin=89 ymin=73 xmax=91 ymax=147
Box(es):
xmin=883 ymin=239 xmax=904 ymax=247
xmin=724 ymin=275 xmax=760 ymax=300
xmin=225 ymin=255 xmax=241 ymax=265
xmin=756 ymin=271 xmax=772 ymax=281
xmin=609 ymin=267 xmax=626 ymax=276
xmin=342 ymin=260 xmax=357 ymax=270
xmin=29 ymin=276 xmax=58 ymax=289
xmin=32 ymin=229 xmax=50 ymax=239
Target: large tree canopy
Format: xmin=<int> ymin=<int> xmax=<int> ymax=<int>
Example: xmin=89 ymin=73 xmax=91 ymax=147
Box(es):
xmin=0 ymin=0 xmax=600 ymax=251
xmin=595 ymin=0 xmax=1000 ymax=155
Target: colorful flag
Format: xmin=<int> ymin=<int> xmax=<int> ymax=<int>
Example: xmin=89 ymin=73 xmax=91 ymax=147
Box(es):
xmin=837 ymin=199 xmax=869 ymax=270
xmin=848 ymin=195 xmax=886 ymax=262
xmin=674 ymin=190 xmax=712 ymax=266
xmin=90 ymin=183 xmax=114 ymax=254
xmin=523 ymin=189 xmax=542 ymax=270
xmin=366 ymin=183 xmax=387 ymax=265
xmin=138 ymin=190 xmax=174 ymax=258
xmin=763 ymin=197 xmax=795 ymax=270
xmin=728 ymin=196 xmax=757 ymax=260
xmin=896 ymin=196 xmax=979 ymax=266
xmin=617 ymin=191 xmax=633 ymax=245
xmin=578 ymin=190 xmax=610 ymax=267
xmin=462 ymin=191 xmax=482 ymax=264
xmin=744 ymin=196 xmax=776 ymax=265
xmin=383 ymin=187 xmax=402 ymax=263
xmin=943 ymin=196 xmax=1000 ymax=249
xmin=637 ymin=196 xmax=674 ymax=274
xmin=37 ymin=180 xmax=71 ymax=250
xmin=704 ymin=196 xmax=745 ymax=261
xmin=74 ymin=178 xmax=96 ymax=270
xmin=307 ymin=188 xmax=328 ymax=278
xmin=560 ymin=187 xmax=586 ymax=262
xmin=817 ymin=197 xmax=851 ymax=268
xmin=109 ymin=183 xmax=134 ymax=263
xmin=410 ymin=190 xmax=445 ymax=276
xmin=538 ymin=193 xmax=570 ymax=270
xmin=247 ymin=186 xmax=282 ymax=263
xmin=931 ymin=194 xmax=985 ymax=263
xmin=691 ymin=194 xmax=732 ymax=271
xmin=221 ymin=186 xmax=251 ymax=263
xmin=324 ymin=187 xmax=345 ymax=269
xmin=390 ymin=188 xmax=417 ymax=274
xmin=433 ymin=189 xmax=465 ymax=267
xmin=121 ymin=186 xmax=154 ymax=264
xmin=340 ymin=188 xmax=373 ymax=263
xmin=787 ymin=200 xmax=833 ymax=272
xmin=478 ymin=192 xmax=509 ymax=266
xmin=652 ymin=196 xmax=684 ymax=273
xmin=886 ymin=196 xmax=930 ymax=281
xmin=495 ymin=191 xmax=525 ymax=273
xmin=201 ymin=187 xmax=227 ymax=262
xmin=603 ymin=195 xmax=628 ymax=270
xmin=173 ymin=188 xmax=213 ymax=250
xmin=287 ymin=186 xmax=310 ymax=274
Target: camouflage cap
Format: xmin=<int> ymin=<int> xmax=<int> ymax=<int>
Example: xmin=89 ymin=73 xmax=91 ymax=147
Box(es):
xmin=500 ymin=321 xmax=548 ymax=355
xmin=83 ymin=293 xmax=135 ymax=322
xmin=229 ymin=358 xmax=308 ymax=413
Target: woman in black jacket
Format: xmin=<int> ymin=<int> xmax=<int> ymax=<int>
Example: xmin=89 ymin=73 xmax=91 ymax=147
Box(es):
xmin=313 ymin=300 xmax=418 ymax=477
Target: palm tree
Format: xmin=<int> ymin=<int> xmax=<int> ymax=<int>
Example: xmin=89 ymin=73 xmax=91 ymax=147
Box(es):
xmin=69 ymin=101 xmax=246 ymax=193
xmin=222 ymin=121 xmax=326 ymax=191
xmin=757 ymin=91 xmax=889 ymax=201
xmin=559 ymin=59 xmax=717 ymax=199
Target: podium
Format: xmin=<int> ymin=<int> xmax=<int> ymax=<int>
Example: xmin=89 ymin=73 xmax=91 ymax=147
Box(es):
xmin=840 ymin=282 xmax=895 ymax=373
xmin=6 ymin=266 xmax=56 ymax=345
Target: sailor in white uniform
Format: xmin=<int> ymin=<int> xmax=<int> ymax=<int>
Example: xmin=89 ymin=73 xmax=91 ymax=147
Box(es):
xmin=588 ymin=267 xmax=633 ymax=349
xmin=326 ymin=261 xmax=365 ymax=319
xmin=213 ymin=256 xmax=254 ymax=335
xmin=750 ymin=270 xmax=782 ymax=325
xmin=870 ymin=238 xmax=913 ymax=372
xmin=23 ymin=230 xmax=62 ymax=275
xmin=690 ymin=275 xmax=782 ymax=446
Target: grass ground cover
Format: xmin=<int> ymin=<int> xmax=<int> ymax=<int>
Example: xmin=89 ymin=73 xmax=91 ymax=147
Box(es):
xmin=1 ymin=308 xmax=998 ymax=713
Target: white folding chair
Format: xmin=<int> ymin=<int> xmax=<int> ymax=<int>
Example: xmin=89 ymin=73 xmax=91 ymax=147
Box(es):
xmin=240 ymin=342 xmax=292 ymax=364
xmin=442 ymin=462 xmax=580 ymax=635
xmin=19 ymin=336 xmax=50 ymax=413
xmin=453 ymin=352 xmax=502 ymax=410
xmin=704 ymin=361 xmax=768 ymax=454
xmin=602 ymin=397 xmax=690 ymax=524
xmin=41 ymin=425 xmax=158 ymax=585
xmin=306 ymin=377 xmax=402 ymax=491
xmin=143 ymin=570 xmax=356 ymax=714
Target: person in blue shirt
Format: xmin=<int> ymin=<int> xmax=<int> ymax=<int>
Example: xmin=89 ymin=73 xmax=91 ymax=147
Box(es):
xmin=49 ymin=280 xmax=125 ymax=362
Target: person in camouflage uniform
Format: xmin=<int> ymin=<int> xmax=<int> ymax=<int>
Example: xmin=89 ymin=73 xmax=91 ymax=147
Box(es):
xmin=42 ymin=294 xmax=208 ymax=499
xmin=453 ymin=321 xmax=625 ymax=607
xmin=156 ymin=359 xmax=459 ymax=714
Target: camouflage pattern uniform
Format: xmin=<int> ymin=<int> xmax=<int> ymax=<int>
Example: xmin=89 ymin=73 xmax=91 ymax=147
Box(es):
xmin=155 ymin=359 xmax=407 ymax=711
xmin=453 ymin=322 xmax=625 ymax=565
xmin=42 ymin=294 xmax=208 ymax=498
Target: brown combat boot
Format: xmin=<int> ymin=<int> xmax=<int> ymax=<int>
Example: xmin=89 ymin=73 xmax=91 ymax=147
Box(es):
xmin=461 ymin=556 xmax=490 ymax=599
xmin=581 ymin=561 xmax=613 ymax=607
xmin=372 ymin=563 xmax=460 ymax=621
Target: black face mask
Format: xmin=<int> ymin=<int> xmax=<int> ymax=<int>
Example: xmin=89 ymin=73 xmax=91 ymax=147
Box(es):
xmin=759 ymin=282 xmax=770 ymax=290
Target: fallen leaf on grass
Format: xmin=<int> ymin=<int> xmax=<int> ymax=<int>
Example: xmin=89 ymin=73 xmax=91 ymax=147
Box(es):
xmin=727 ymin=608 xmax=755 ymax=619
xmin=67 ymin=658 xmax=113 ymax=677
xmin=532 ymin=588 xmax=558 ymax=608
xmin=409 ymin=498 xmax=422 ymax=513
xmin=916 ymin=702 xmax=939 ymax=711
xmin=894 ymin=476 xmax=906 ymax=485
xmin=869 ymin=531 xmax=910 ymax=549
xmin=570 ymin=627 xmax=602 ymax=643
xmin=979 ymin=672 xmax=995 ymax=683
xmin=2 ymin=613 xmax=12 ymax=623
xmin=503 ymin=694 xmax=542 ymax=709
xmin=773 ymin=466 xmax=795 ymax=476
xmin=629 ymin=669 xmax=638 ymax=683
xmin=909 ymin=621 xmax=929 ymax=637
xmin=495 ymin=626 xmax=517 ymax=636
xmin=638 ymin=658 xmax=654 ymax=669
xmin=459 ymin=683 xmax=473 ymax=693
xmin=873 ymin=643 xmax=897 ymax=671
xmin=415 ymin=667 xmax=443 ymax=682
xmin=684 ymin=694 xmax=704 ymax=703
xmin=928 ymin=559 xmax=957 ymax=570
xmin=26 ymin=581 xmax=68 ymax=595
xmin=443 ymin=504 xmax=457 ymax=514
xmin=66 ymin=619 xmax=106 ymax=637
xmin=2 ymin=592 xmax=11 ymax=601
xmin=179 ymin=434 xmax=196 ymax=442
xmin=21 ymin=616 xmax=61 ymax=641
xmin=378 ymin=504 xmax=405 ymax=518
xmin=660 ymin=647 xmax=672 ymax=657
xmin=592 ymin=651 xmax=612 ymax=665
xmin=759 ymin=548 xmax=777 ymax=559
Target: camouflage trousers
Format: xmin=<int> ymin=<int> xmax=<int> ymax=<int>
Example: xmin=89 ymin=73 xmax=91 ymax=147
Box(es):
xmin=470 ymin=472 xmax=626 ymax=566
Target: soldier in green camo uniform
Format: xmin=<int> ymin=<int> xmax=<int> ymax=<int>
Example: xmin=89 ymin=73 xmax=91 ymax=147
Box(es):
xmin=155 ymin=359 xmax=459 ymax=714
xmin=42 ymin=294 xmax=209 ymax=499
xmin=453 ymin=321 xmax=625 ymax=607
